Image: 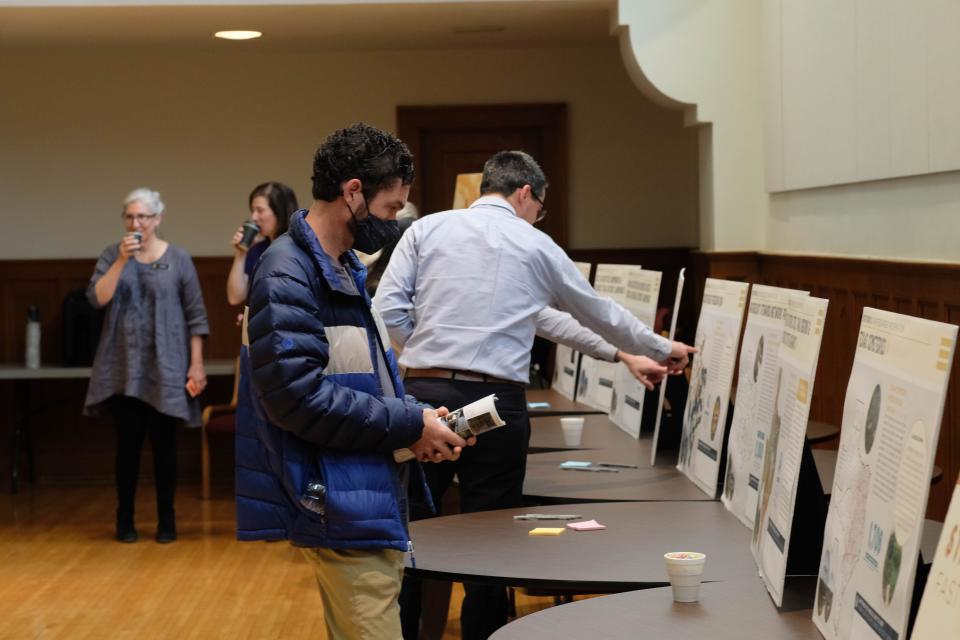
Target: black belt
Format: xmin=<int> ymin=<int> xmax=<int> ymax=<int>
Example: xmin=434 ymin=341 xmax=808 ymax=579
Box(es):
xmin=404 ymin=367 xmax=524 ymax=387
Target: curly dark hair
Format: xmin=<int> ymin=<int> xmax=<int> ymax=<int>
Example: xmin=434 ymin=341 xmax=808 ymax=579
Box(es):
xmin=248 ymin=181 xmax=298 ymax=237
xmin=311 ymin=123 xmax=415 ymax=202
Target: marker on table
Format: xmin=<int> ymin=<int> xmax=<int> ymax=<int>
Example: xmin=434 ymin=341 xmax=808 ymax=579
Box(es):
xmin=594 ymin=462 xmax=638 ymax=469
xmin=513 ymin=514 xmax=583 ymax=521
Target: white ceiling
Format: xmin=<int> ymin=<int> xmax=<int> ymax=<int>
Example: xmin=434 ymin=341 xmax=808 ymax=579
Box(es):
xmin=0 ymin=1 xmax=617 ymax=52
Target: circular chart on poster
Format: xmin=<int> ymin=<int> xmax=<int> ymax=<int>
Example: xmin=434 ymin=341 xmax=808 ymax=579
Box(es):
xmin=864 ymin=384 xmax=881 ymax=454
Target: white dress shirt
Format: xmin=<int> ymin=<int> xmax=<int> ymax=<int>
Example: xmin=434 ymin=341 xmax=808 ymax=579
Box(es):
xmin=374 ymin=195 xmax=670 ymax=383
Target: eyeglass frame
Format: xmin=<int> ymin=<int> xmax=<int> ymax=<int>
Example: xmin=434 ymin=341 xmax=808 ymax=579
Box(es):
xmin=121 ymin=212 xmax=160 ymax=224
xmin=530 ymin=189 xmax=547 ymax=223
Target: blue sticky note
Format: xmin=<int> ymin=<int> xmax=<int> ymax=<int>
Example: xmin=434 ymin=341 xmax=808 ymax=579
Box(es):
xmin=527 ymin=402 xmax=551 ymax=409
xmin=559 ymin=461 xmax=592 ymax=469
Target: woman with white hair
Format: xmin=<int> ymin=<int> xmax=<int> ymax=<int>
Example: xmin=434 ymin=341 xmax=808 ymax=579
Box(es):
xmin=83 ymin=188 xmax=209 ymax=544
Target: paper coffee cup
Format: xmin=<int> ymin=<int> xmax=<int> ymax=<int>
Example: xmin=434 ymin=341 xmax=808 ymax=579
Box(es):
xmin=560 ymin=417 xmax=584 ymax=447
xmin=664 ymin=552 xmax=706 ymax=602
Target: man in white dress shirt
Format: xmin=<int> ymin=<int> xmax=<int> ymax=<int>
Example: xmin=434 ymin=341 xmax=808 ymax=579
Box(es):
xmin=375 ymin=150 xmax=695 ymax=639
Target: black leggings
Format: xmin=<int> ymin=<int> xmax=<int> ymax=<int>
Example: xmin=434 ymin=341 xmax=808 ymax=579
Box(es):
xmin=107 ymin=395 xmax=178 ymax=523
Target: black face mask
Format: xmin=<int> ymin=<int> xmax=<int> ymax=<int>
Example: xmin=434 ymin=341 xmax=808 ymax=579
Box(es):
xmin=346 ymin=195 xmax=401 ymax=254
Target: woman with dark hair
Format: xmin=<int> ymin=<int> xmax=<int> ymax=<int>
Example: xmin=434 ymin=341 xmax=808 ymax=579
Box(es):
xmin=226 ymin=181 xmax=299 ymax=305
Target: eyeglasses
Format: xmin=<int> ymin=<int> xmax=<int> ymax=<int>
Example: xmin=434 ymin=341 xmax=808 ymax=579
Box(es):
xmin=121 ymin=213 xmax=159 ymax=223
xmin=531 ymin=191 xmax=547 ymax=223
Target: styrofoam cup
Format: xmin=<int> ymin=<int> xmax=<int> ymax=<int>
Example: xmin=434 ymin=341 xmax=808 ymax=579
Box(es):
xmin=664 ymin=552 xmax=706 ymax=602
xmin=560 ymin=417 xmax=585 ymax=447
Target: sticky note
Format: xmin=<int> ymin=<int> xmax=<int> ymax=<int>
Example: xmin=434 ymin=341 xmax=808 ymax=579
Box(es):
xmin=527 ymin=402 xmax=551 ymax=409
xmin=529 ymin=527 xmax=565 ymax=536
xmin=567 ymin=519 xmax=606 ymax=531
xmin=559 ymin=461 xmax=592 ymax=469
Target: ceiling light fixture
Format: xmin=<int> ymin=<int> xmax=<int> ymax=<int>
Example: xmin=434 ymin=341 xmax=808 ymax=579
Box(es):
xmin=214 ymin=30 xmax=262 ymax=41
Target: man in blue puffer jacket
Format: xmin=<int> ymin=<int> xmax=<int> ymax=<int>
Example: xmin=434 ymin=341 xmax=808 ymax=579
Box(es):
xmin=235 ymin=123 xmax=472 ymax=639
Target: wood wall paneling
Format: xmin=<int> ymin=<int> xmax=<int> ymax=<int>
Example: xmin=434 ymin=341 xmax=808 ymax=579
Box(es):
xmin=5 ymin=252 xmax=958 ymax=521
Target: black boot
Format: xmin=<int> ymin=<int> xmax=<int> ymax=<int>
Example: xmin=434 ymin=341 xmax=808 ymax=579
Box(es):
xmin=116 ymin=509 xmax=138 ymax=543
xmin=156 ymin=508 xmax=176 ymax=544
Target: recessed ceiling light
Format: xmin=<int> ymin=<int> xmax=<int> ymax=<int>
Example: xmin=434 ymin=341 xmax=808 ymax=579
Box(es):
xmin=214 ymin=30 xmax=262 ymax=41
xmin=452 ymin=25 xmax=505 ymax=35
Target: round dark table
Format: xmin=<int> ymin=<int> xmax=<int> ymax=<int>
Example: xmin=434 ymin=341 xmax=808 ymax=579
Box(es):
xmin=528 ymin=414 xmax=641 ymax=452
xmin=525 ymin=388 xmax=604 ymax=417
xmin=523 ymin=446 xmax=709 ymax=503
xmin=406 ymin=502 xmax=756 ymax=592
xmin=490 ymin=578 xmax=819 ymax=639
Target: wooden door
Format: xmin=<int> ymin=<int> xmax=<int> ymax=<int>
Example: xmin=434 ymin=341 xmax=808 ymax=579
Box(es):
xmin=397 ymin=104 xmax=568 ymax=247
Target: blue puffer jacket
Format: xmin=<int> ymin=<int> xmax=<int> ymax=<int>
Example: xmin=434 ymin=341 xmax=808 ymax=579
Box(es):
xmin=235 ymin=209 xmax=430 ymax=551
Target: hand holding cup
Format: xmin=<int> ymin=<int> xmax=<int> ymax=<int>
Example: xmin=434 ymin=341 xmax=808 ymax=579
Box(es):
xmin=120 ymin=232 xmax=142 ymax=260
xmin=237 ymin=221 xmax=260 ymax=251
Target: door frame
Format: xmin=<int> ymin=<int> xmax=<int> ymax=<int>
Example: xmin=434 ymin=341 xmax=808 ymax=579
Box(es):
xmin=396 ymin=103 xmax=568 ymax=247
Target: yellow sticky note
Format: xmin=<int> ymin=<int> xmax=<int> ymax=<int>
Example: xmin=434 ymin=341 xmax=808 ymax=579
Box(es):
xmin=529 ymin=527 xmax=565 ymax=536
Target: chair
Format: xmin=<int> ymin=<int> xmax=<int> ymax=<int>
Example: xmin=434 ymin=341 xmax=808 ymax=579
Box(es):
xmin=200 ymin=357 xmax=240 ymax=499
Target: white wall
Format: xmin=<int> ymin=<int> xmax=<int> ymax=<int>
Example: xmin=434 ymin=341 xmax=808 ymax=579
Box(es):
xmin=614 ymin=0 xmax=960 ymax=263
xmin=0 ymin=44 xmax=699 ymax=259
xmin=614 ymin=0 xmax=768 ymax=252
xmin=767 ymin=170 xmax=960 ymax=262
xmin=766 ymin=0 xmax=960 ymax=192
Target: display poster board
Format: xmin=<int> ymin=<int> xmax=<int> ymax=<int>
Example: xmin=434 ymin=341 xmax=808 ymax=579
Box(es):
xmin=678 ymin=278 xmax=749 ymax=497
xmin=723 ymin=285 xmax=809 ymax=528
xmin=911 ymin=472 xmax=960 ymax=640
xmin=577 ymin=264 xmax=640 ymax=412
xmin=813 ymin=309 xmax=957 ymax=640
xmin=609 ymin=268 xmax=662 ymax=437
xmin=651 ymin=268 xmax=685 ymax=465
xmin=551 ymin=261 xmax=592 ymax=400
xmin=452 ymin=173 xmax=482 ymax=209
xmin=751 ymin=295 xmax=829 ymax=606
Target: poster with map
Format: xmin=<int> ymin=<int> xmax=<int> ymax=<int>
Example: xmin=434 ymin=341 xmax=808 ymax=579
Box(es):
xmin=752 ymin=295 xmax=828 ymax=606
xmin=678 ymin=278 xmax=749 ymax=497
xmin=911 ymin=472 xmax=960 ymax=640
xmin=551 ymin=261 xmax=592 ymax=400
xmin=813 ymin=309 xmax=957 ymax=640
xmin=577 ymin=264 xmax=639 ymax=412
xmin=723 ymin=285 xmax=808 ymax=528
xmin=609 ymin=268 xmax=662 ymax=437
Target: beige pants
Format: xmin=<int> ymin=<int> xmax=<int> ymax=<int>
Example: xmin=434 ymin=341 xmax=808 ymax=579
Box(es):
xmin=300 ymin=546 xmax=405 ymax=640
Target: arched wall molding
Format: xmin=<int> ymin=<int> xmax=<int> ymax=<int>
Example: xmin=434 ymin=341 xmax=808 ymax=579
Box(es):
xmin=611 ymin=0 xmax=768 ymax=252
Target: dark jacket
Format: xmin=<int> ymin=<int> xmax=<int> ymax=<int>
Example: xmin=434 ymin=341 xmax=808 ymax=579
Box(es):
xmin=235 ymin=209 xmax=429 ymax=550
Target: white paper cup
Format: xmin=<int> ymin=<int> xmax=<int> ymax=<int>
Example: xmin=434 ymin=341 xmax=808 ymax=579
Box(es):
xmin=560 ymin=417 xmax=585 ymax=447
xmin=664 ymin=552 xmax=706 ymax=602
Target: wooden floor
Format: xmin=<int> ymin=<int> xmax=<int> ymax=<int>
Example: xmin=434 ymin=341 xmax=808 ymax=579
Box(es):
xmin=0 ymin=483 xmax=559 ymax=639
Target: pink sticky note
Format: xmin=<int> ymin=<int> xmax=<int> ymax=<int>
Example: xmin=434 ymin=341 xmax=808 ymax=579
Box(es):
xmin=566 ymin=519 xmax=606 ymax=531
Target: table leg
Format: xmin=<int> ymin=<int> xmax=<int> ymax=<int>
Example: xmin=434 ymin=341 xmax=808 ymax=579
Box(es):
xmin=11 ymin=380 xmax=31 ymax=494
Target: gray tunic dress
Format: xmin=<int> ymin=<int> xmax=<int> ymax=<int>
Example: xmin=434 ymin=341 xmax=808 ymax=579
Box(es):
xmin=83 ymin=243 xmax=209 ymax=426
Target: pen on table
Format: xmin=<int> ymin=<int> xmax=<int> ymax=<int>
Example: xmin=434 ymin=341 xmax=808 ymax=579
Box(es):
xmin=594 ymin=462 xmax=639 ymax=469
xmin=571 ymin=466 xmax=620 ymax=473
xmin=513 ymin=514 xmax=583 ymax=520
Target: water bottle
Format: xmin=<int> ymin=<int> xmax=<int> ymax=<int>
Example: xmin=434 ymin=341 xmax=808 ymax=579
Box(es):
xmin=25 ymin=305 xmax=41 ymax=369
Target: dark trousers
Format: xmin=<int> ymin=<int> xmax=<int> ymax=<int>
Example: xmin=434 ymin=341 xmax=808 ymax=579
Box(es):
xmin=399 ymin=379 xmax=530 ymax=640
xmin=107 ymin=395 xmax=178 ymax=528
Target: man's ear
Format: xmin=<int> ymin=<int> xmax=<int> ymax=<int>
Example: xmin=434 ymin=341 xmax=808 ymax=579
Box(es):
xmin=341 ymin=178 xmax=363 ymax=198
